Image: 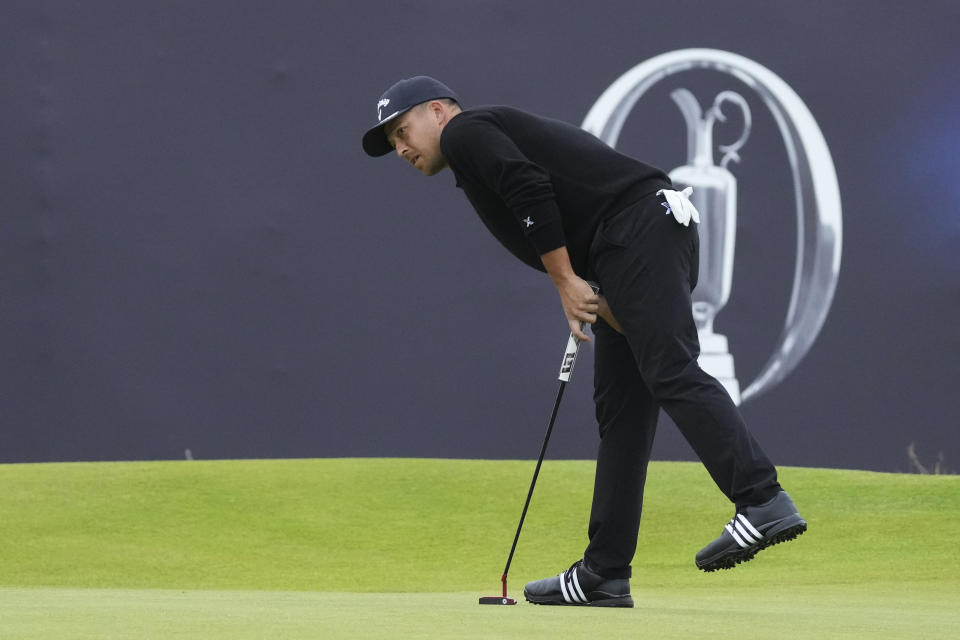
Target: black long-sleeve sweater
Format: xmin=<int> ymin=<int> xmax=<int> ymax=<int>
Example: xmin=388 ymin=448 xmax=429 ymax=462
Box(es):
xmin=439 ymin=106 xmax=671 ymax=276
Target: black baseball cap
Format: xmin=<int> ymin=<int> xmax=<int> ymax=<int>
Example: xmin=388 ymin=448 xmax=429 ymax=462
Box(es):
xmin=361 ymin=76 xmax=459 ymax=157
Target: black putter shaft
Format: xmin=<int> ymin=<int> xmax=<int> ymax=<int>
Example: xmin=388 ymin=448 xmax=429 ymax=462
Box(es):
xmin=499 ymin=320 xmax=590 ymax=599
xmin=498 ymin=377 xmax=569 ymax=597
xmin=480 ymin=284 xmax=598 ymax=606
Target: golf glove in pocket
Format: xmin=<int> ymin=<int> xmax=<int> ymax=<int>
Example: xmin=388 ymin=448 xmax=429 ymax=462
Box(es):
xmin=657 ymin=187 xmax=701 ymax=226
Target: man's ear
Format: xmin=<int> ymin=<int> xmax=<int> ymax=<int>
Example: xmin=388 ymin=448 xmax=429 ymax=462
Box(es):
xmin=429 ymin=100 xmax=446 ymax=124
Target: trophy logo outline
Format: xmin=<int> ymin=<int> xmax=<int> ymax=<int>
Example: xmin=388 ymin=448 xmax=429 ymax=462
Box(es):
xmin=582 ymin=49 xmax=843 ymax=404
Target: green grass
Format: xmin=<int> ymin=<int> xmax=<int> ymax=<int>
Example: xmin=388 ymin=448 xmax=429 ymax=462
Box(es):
xmin=0 ymin=458 xmax=958 ymax=638
xmin=1 ymin=585 xmax=957 ymax=639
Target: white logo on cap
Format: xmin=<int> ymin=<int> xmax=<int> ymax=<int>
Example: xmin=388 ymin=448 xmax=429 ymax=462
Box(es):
xmin=377 ymin=98 xmax=390 ymax=121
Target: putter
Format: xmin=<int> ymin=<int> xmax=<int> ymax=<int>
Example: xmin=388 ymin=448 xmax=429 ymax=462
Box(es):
xmin=480 ymin=289 xmax=597 ymax=606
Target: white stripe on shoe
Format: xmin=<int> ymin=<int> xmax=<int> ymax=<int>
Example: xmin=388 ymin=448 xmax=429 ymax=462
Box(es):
xmin=737 ymin=514 xmax=763 ymax=539
xmin=726 ymin=514 xmax=765 ymax=549
xmin=725 ymin=523 xmax=749 ymax=548
xmin=559 ymin=572 xmax=572 ymax=603
xmin=559 ymin=568 xmax=588 ymax=604
xmin=571 ymin=568 xmax=587 ymax=603
xmin=733 ymin=520 xmax=758 ymax=545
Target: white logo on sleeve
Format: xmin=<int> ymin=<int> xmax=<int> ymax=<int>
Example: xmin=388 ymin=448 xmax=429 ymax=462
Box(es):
xmin=523 ymin=216 xmax=534 ymax=228
xmin=377 ymin=98 xmax=390 ymax=121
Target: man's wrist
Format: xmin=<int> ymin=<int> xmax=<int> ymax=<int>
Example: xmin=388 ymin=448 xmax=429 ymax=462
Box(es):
xmin=549 ymin=270 xmax=579 ymax=287
xmin=540 ymin=246 xmax=577 ymax=285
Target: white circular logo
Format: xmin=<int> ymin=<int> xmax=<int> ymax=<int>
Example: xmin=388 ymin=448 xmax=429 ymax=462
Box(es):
xmin=583 ymin=49 xmax=842 ymax=403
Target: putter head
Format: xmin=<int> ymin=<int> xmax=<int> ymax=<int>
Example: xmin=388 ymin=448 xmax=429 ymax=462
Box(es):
xmin=479 ymin=596 xmax=517 ymax=605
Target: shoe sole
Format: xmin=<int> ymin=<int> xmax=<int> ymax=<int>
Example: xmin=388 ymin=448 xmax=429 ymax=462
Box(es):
xmin=696 ymin=515 xmax=807 ymax=572
xmin=524 ymin=592 xmax=634 ymax=608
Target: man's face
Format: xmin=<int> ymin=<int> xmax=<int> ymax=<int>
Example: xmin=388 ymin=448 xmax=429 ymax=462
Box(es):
xmin=384 ymin=103 xmax=447 ymax=176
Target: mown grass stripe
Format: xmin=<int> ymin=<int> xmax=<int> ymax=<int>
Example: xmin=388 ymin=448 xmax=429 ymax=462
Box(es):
xmin=0 ymin=459 xmax=956 ymax=593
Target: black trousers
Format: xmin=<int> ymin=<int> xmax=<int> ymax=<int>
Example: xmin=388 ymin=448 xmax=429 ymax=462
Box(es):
xmin=582 ymin=193 xmax=781 ymax=579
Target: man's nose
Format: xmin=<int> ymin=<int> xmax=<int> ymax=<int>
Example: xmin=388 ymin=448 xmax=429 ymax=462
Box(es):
xmin=395 ymin=142 xmax=408 ymax=158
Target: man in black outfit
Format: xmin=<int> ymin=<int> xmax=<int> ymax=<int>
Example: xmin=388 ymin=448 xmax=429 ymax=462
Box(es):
xmin=362 ymin=76 xmax=806 ymax=608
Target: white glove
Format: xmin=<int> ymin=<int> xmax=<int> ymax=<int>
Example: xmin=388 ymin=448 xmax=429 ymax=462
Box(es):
xmin=656 ymin=187 xmax=701 ymax=226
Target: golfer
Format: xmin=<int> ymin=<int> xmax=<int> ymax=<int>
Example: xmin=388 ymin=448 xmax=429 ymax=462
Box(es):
xmin=362 ymin=76 xmax=806 ymax=608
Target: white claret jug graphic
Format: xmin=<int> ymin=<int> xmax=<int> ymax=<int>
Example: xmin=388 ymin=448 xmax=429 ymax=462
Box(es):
xmin=667 ymin=89 xmax=752 ymax=404
xmin=583 ymin=49 xmax=842 ymax=404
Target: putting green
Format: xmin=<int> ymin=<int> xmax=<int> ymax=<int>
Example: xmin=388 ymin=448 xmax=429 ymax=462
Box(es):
xmin=0 ymin=458 xmax=957 ymax=638
xmin=0 ymin=585 xmax=956 ymax=639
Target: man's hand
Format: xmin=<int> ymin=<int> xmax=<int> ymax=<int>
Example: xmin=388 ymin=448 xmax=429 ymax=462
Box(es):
xmin=555 ymin=275 xmax=599 ymax=342
xmin=540 ymin=246 xmax=598 ymax=342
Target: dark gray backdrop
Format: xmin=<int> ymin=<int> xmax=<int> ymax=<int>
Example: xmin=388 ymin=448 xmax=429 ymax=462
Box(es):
xmin=2 ymin=1 xmax=958 ymax=471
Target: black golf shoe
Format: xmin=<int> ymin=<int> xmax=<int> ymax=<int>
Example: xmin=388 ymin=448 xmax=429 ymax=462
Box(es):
xmin=523 ymin=559 xmax=633 ymax=607
xmin=696 ymin=490 xmax=807 ymax=572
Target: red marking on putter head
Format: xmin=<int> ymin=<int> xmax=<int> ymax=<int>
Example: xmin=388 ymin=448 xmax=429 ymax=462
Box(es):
xmin=477 ymin=574 xmax=517 ymax=605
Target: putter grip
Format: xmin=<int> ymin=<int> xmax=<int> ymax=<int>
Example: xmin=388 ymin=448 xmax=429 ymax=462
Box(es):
xmin=557 ymin=283 xmax=600 ymax=382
